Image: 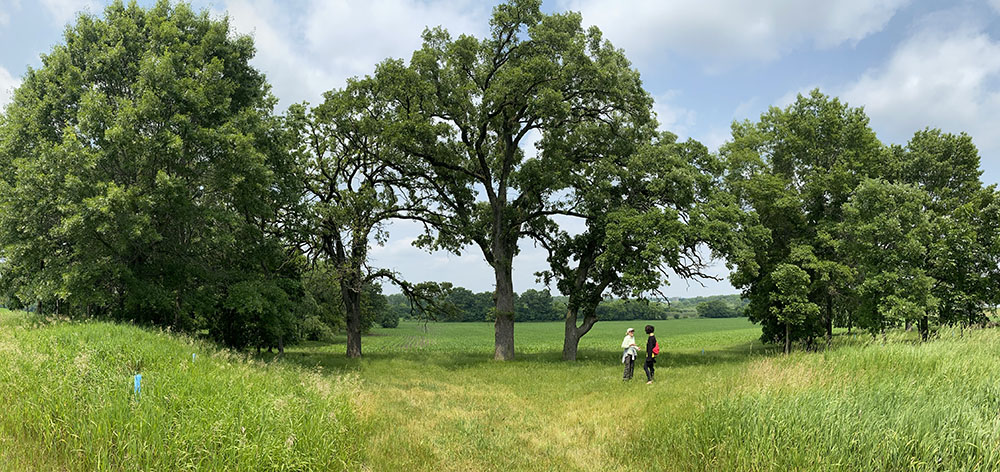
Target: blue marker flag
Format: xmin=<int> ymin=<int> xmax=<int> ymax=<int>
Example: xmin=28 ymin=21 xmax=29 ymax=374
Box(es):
xmin=134 ymin=374 xmax=142 ymax=397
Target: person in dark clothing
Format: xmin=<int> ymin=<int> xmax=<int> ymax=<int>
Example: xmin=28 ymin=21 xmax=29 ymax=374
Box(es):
xmin=644 ymin=324 xmax=656 ymax=384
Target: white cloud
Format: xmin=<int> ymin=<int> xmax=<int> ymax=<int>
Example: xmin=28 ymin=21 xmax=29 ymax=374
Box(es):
xmin=696 ymin=126 xmax=732 ymax=154
xmin=0 ymin=0 xmax=21 ymax=27
xmin=653 ymin=90 xmax=697 ymax=135
xmin=0 ymin=66 xmax=20 ymax=110
xmin=40 ymin=0 xmax=96 ymax=26
xmin=841 ymin=27 xmax=1000 ymax=171
xmin=222 ymin=0 xmax=491 ymax=108
xmin=558 ymin=0 xmax=909 ymax=67
xmin=990 ymin=0 xmax=1000 ymax=14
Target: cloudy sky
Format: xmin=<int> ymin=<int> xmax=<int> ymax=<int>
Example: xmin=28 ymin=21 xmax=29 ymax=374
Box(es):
xmin=2 ymin=0 xmax=999 ymax=298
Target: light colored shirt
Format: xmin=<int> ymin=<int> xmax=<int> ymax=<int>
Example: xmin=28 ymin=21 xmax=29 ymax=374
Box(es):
xmin=621 ymin=334 xmax=638 ymax=363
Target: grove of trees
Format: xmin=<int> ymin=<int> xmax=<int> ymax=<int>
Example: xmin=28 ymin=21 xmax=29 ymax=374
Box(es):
xmin=723 ymin=91 xmax=1000 ymax=352
xmin=0 ymin=1 xmax=997 ymax=359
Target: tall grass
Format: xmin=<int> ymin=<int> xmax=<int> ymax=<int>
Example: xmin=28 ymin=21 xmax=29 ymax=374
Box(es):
xmin=643 ymin=328 xmax=1000 ymax=471
xmin=0 ymin=309 xmax=362 ymax=471
xmin=5 ymin=308 xmax=1000 ymax=471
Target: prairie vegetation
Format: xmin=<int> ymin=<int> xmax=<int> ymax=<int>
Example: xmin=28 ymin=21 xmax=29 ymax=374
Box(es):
xmin=6 ymin=308 xmax=1000 ymax=471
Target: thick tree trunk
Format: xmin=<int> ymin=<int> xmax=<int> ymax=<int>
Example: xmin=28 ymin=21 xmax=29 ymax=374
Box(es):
xmin=494 ymin=258 xmax=515 ymax=360
xmin=784 ymin=322 xmax=791 ymax=354
xmin=919 ymin=315 xmax=929 ymax=342
xmin=344 ymin=284 xmax=363 ymax=359
xmin=563 ymin=308 xmax=580 ymax=361
xmin=278 ymin=334 xmax=285 ymax=355
xmin=562 ymin=304 xmax=599 ymax=361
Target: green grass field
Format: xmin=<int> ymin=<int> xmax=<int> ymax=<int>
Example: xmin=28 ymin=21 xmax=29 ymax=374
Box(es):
xmin=3 ymin=308 xmax=1000 ymax=471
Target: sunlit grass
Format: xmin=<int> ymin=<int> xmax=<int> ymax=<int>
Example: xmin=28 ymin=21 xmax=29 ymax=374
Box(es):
xmin=0 ymin=309 xmax=361 ymax=471
xmin=5 ymin=308 xmax=1000 ymax=471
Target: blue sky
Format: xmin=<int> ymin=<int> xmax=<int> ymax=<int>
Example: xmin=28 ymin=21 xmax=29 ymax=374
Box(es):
xmin=2 ymin=0 xmax=1000 ymax=298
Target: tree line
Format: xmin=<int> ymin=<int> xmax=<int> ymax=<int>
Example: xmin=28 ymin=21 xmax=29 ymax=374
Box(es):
xmin=0 ymin=0 xmax=996 ymax=360
xmin=386 ymin=289 xmax=745 ymax=323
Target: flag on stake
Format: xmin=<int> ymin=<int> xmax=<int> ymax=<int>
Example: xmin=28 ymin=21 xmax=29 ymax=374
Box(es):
xmin=134 ymin=374 xmax=142 ymax=398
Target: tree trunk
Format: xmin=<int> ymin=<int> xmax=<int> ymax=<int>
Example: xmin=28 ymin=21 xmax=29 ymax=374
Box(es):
xmin=343 ymin=282 xmax=363 ymax=359
xmin=278 ymin=334 xmax=285 ymax=355
xmin=493 ymin=257 xmax=515 ymax=360
xmin=562 ymin=304 xmax=599 ymax=361
xmin=563 ymin=308 xmax=580 ymax=361
xmin=825 ymin=295 xmax=833 ymax=348
xmin=173 ymin=296 xmax=181 ymax=329
xmin=919 ymin=315 xmax=929 ymax=342
xmin=784 ymin=321 xmax=791 ymax=354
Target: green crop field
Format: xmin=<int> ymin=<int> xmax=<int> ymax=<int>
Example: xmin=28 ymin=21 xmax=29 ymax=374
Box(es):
xmin=3 ymin=308 xmax=1000 ymax=471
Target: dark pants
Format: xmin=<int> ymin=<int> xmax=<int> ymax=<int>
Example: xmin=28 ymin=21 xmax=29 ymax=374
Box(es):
xmin=644 ymin=358 xmax=655 ymax=381
xmin=623 ymin=355 xmax=635 ymax=380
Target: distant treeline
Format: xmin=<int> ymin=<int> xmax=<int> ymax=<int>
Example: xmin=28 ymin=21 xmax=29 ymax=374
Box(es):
xmin=386 ymin=287 xmax=746 ymax=322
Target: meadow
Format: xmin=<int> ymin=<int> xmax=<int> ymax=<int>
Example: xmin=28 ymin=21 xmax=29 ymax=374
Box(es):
xmin=3 ymin=308 xmax=1000 ymax=471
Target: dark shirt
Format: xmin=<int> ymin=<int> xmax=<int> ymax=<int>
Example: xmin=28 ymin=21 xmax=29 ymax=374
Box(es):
xmin=646 ymin=334 xmax=657 ymax=360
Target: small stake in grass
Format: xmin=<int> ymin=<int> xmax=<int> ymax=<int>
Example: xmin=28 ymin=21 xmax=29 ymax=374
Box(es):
xmin=134 ymin=374 xmax=142 ymax=400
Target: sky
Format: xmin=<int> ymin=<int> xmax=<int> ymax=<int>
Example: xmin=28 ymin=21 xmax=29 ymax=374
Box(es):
xmin=1 ymin=0 xmax=999 ymax=298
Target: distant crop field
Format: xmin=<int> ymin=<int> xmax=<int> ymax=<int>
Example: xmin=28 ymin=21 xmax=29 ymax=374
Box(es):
xmin=344 ymin=317 xmax=760 ymax=355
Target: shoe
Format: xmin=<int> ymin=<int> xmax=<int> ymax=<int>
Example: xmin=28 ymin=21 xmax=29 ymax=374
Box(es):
xmin=646 ymin=380 xmax=652 ymax=384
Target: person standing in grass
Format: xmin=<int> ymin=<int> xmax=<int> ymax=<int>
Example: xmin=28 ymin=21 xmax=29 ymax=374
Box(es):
xmin=644 ymin=325 xmax=657 ymax=384
xmin=621 ymin=328 xmax=639 ymax=380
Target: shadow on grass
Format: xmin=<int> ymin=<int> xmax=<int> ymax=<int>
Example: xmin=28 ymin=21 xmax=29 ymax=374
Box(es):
xmin=257 ymin=339 xmax=792 ymax=374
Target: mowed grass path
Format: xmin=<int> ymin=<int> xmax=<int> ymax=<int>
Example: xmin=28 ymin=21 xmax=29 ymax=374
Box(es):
xmin=5 ymin=308 xmax=1000 ymax=471
xmin=273 ymin=318 xmax=773 ymax=471
xmin=278 ymin=319 xmax=1000 ymax=471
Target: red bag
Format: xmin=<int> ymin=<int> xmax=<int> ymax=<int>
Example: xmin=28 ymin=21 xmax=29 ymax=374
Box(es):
xmin=652 ymin=342 xmax=660 ymax=356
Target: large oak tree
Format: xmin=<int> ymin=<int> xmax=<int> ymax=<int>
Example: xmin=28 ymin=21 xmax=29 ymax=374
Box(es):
xmin=381 ymin=0 xmax=653 ymax=359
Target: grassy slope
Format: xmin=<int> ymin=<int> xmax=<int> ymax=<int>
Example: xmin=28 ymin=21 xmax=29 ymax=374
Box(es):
xmin=0 ymin=309 xmax=361 ymax=471
xmin=5 ymin=309 xmax=1000 ymax=471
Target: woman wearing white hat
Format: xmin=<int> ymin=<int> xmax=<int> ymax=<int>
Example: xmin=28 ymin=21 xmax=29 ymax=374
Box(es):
xmin=621 ymin=328 xmax=639 ymax=380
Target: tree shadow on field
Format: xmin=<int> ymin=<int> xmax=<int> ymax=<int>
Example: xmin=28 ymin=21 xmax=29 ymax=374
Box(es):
xmin=658 ymin=342 xmax=784 ymax=370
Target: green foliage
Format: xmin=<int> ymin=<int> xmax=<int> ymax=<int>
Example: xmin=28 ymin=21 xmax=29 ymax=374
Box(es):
xmin=289 ymin=74 xmax=429 ymax=356
xmin=696 ymin=298 xmax=743 ymax=318
xmin=389 ymin=286 xmax=744 ymax=322
xmin=0 ymin=1 xmax=301 ymax=349
xmin=726 ymin=92 xmax=998 ymax=348
xmin=516 ymin=289 xmax=558 ymax=321
xmin=843 ymin=179 xmax=938 ymax=333
xmin=301 ymin=264 xmax=390 ymax=334
xmin=533 ymin=130 xmax=740 ymax=358
xmin=890 ymin=129 xmax=1000 ymax=326
xmin=379 ymin=0 xmax=656 ymax=359
xmin=724 ymin=90 xmax=885 ymax=348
